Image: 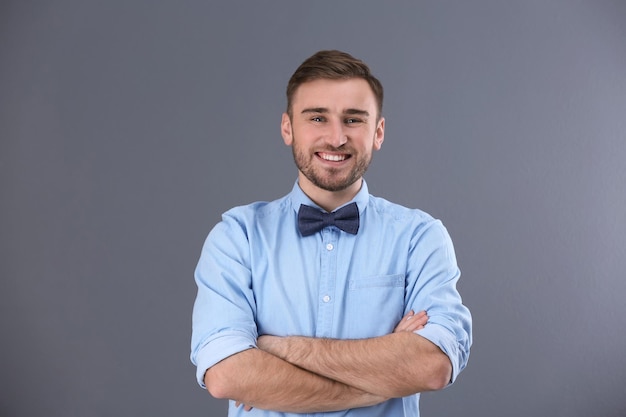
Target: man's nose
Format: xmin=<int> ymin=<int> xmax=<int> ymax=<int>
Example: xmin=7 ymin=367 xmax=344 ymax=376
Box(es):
xmin=326 ymin=120 xmax=347 ymax=147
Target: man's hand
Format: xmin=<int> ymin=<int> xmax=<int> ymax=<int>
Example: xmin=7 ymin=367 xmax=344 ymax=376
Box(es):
xmin=394 ymin=310 xmax=428 ymax=333
xmin=235 ymin=401 xmax=253 ymax=412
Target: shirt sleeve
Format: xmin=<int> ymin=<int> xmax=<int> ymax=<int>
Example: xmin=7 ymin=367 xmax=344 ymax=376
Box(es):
xmin=406 ymin=218 xmax=472 ymax=384
xmin=190 ymin=212 xmax=259 ymax=388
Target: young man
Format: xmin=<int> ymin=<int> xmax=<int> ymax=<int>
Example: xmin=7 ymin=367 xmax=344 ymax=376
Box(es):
xmin=191 ymin=50 xmax=472 ymax=416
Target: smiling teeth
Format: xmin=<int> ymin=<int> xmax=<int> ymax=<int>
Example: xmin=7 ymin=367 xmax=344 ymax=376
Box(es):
xmin=320 ymin=153 xmax=347 ymax=161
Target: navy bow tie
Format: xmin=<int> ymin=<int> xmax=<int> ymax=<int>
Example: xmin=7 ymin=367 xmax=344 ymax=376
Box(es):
xmin=298 ymin=202 xmax=360 ymax=236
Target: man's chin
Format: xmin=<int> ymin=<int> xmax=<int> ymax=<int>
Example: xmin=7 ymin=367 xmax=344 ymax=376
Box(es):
xmin=311 ymin=177 xmax=359 ymax=193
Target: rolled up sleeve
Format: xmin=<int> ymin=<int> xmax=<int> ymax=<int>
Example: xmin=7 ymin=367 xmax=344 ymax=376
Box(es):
xmin=192 ymin=330 xmax=257 ymax=388
xmin=417 ymin=322 xmax=470 ymax=384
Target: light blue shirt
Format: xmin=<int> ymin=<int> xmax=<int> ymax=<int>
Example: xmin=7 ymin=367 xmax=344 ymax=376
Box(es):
xmin=191 ymin=180 xmax=472 ymax=417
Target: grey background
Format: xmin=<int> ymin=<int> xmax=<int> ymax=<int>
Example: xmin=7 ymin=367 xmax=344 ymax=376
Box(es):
xmin=1 ymin=1 xmax=625 ymax=416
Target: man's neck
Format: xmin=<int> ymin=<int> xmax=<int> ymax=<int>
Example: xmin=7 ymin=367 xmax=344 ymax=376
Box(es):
xmin=298 ymin=176 xmax=362 ymax=213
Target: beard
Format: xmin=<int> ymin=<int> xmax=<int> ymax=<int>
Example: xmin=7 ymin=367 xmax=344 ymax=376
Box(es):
xmin=291 ymin=135 xmax=373 ymax=192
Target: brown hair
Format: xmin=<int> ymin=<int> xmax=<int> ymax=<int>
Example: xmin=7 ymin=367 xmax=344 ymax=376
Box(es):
xmin=286 ymin=50 xmax=384 ymax=119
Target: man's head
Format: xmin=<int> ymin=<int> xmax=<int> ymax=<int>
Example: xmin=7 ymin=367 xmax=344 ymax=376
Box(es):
xmin=286 ymin=50 xmax=384 ymax=121
xmin=281 ymin=51 xmax=385 ymax=208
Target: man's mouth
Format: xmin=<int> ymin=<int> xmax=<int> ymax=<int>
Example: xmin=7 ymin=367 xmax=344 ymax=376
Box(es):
xmin=317 ymin=152 xmax=349 ymax=162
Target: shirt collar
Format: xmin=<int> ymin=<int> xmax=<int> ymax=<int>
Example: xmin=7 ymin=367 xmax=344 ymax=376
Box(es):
xmin=289 ymin=179 xmax=370 ymax=215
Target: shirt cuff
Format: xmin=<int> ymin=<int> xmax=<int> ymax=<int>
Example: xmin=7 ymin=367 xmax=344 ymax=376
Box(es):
xmin=194 ymin=330 xmax=257 ymax=388
xmin=416 ymin=323 xmax=462 ymax=384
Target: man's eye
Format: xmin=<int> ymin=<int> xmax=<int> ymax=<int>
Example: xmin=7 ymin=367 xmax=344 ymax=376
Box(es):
xmin=345 ymin=118 xmax=361 ymax=124
xmin=311 ymin=116 xmax=324 ymax=122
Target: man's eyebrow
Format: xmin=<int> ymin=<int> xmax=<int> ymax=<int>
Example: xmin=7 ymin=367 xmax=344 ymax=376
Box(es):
xmin=301 ymin=107 xmax=328 ymax=114
xmin=344 ymin=108 xmax=370 ymax=116
xmin=300 ymin=108 xmax=370 ymax=116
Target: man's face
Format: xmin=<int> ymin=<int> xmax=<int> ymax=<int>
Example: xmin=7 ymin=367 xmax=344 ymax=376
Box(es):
xmin=281 ymin=78 xmax=385 ymax=195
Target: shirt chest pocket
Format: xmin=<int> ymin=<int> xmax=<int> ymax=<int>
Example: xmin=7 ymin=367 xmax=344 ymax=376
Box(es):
xmin=342 ymin=274 xmax=405 ymax=338
xmin=349 ymin=274 xmax=404 ymax=290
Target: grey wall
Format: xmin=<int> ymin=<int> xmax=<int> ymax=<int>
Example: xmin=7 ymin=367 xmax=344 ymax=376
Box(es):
xmin=2 ymin=1 xmax=625 ymax=416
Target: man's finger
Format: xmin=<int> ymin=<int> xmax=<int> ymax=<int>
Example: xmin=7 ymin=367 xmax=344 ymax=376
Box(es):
xmin=394 ymin=310 xmax=429 ymax=332
xmin=394 ymin=310 xmax=415 ymax=332
xmin=235 ymin=401 xmax=253 ymax=412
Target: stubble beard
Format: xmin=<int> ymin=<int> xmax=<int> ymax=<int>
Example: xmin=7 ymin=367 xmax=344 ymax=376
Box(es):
xmin=291 ymin=136 xmax=373 ymax=192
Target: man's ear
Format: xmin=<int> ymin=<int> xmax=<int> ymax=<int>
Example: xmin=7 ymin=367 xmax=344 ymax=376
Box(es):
xmin=281 ymin=113 xmax=293 ymax=146
xmin=374 ymin=117 xmax=385 ymax=150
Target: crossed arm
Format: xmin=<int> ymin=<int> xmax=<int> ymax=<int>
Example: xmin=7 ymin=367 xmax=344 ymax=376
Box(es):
xmin=204 ymin=310 xmax=452 ymax=413
xmin=205 ymin=342 xmax=385 ymax=413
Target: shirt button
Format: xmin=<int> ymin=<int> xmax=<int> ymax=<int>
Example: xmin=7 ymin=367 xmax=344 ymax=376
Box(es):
xmin=322 ymin=295 xmax=331 ymax=303
xmin=326 ymin=243 xmax=334 ymax=251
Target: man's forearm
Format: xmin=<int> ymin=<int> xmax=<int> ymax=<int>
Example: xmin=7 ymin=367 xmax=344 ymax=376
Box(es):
xmin=204 ymin=347 xmax=387 ymax=413
xmin=258 ymin=331 xmax=452 ymax=398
